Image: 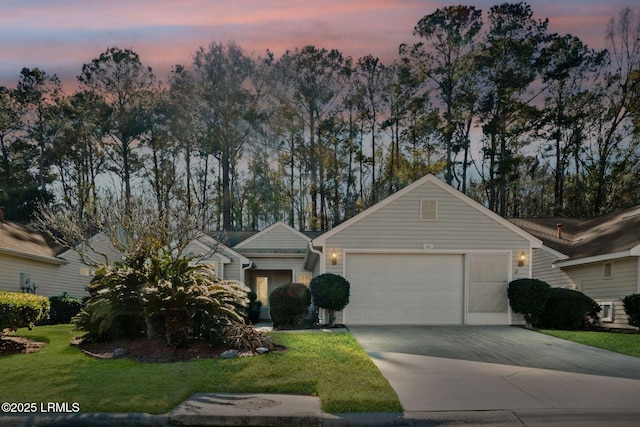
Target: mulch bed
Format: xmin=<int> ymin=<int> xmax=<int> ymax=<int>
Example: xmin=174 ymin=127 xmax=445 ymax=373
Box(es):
xmin=0 ymin=336 xmax=46 ymax=356
xmin=71 ymin=336 xmax=286 ymax=363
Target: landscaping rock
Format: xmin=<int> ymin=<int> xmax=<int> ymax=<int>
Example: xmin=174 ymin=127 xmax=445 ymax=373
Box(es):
xmin=255 ymin=347 xmax=269 ymax=354
xmin=221 ymin=349 xmax=238 ymax=359
xmin=112 ymin=347 xmax=126 ymax=358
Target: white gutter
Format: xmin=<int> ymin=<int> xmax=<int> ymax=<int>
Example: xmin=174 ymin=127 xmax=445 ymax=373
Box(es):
xmin=553 ymin=250 xmax=636 ymax=268
xmin=307 ymin=241 xmax=324 ymax=274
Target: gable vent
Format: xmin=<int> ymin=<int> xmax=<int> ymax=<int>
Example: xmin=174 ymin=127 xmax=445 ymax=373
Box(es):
xmin=420 ymin=199 xmax=438 ymax=221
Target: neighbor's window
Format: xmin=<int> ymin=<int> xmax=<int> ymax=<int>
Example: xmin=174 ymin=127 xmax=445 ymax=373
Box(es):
xmin=603 ymin=262 xmax=613 ymax=278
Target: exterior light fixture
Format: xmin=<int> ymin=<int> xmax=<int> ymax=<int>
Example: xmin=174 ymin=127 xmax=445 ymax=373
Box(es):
xmin=518 ymin=251 xmax=526 ymax=267
xmin=331 ymin=249 xmax=337 ymax=265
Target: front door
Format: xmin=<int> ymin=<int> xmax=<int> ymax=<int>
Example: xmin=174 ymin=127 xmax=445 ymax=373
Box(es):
xmin=249 ymin=270 xmax=293 ymax=319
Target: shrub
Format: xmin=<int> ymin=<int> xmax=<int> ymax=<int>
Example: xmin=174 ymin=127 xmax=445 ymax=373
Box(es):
xmin=75 ymin=251 xmax=250 ymax=346
xmin=309 ymin=273 xmax=350 ymax=326
xmin=507 ymin=278 xmax=550 ymax=327
xmin=622 ymin=293 xmax=640 ymax=328
xmin=0 ymin=291 xmax=50 ymax=334
xmin=41 ymin=294 xmax=83 ymax=325
xmin=246 ymin=291 xmax=262 ymax=325
xmin=269 ymin=283 xmax=311 ymax=328
xmin=74 ymin=253 xmax=148 ymax=341
xmin=143 ymin=256 xmax=249 ymax=348
xmin=224 ymin=322 xmax=276 ymax=352
xmin=537 ymin=287 xmax=598 ymax=330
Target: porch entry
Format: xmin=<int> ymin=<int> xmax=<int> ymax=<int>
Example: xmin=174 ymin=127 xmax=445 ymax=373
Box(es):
xmin=248 ymin=269 xmax=293 ymax=319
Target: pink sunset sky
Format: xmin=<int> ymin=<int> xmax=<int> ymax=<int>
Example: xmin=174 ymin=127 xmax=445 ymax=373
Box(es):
xmin=0 ymin=0 xmax=636 ymax=90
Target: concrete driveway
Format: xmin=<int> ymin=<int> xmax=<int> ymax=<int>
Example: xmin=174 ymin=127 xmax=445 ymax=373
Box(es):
xmin=350 ymin=325 xmax=640 ymax=420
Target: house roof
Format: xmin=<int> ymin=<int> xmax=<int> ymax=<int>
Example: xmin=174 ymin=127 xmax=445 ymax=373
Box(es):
xmin=312 ymin=173 xmax=543 ymax=248
xmin=0 ymin=221 xmax=66 ymax=264
xmin=508 ymin=204 xmax=640 ymax=265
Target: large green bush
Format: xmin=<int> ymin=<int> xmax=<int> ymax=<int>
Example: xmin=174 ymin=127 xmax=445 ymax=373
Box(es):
xmin=507 ymin=278 xmax=551 ymax=327
xmin=40 ymin=294 xmax=83 ymax=325
xmin=622 ymin=293 xmax=640 ymax=328
xmin=143 ymin=256 xmax=249 ymax=348
xmin=269 ymin=283 xmax=311 ymax=328
xmin=310 ymin=273 xmax=350 ymax=326
xmin=0 ymin=291 xmax=50 ymax=334
xmin=74 ymin=251 xmax=250 ymax=346
xmin=537 ymin=287 xmax=598 ymax=330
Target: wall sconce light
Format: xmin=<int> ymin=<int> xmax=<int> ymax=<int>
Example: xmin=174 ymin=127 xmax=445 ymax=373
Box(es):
xmin=518 ymin=251 xmax=527 ymax=267
xmin=331 ymin=249 xmax=337 ymax=265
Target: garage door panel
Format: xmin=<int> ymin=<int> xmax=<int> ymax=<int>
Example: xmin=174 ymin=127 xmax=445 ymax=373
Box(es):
xmin=345 ymin=253 xmax=464 ymax=325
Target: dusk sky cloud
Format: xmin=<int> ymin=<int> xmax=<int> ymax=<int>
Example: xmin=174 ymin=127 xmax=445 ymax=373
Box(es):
xmin=0 ymin=0 xmax=636 ymax=89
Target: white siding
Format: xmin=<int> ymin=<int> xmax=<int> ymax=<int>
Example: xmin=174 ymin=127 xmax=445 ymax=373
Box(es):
xmin=0 ymin=254 xmax=67 ymax=296
xmin=532 ymin=248 xmax=574 ymax=288
xmin=320 ymin=180 xmax=535 ymax=325
xmin=567 ymin=258 xmax=638 ymax=329
xmin=324 ymin=181 xmax=532 ymax=278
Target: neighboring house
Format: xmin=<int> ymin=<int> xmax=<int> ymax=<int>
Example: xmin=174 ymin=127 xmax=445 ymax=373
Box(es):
xmin=0 ymin=218 xmax=118 ymax=298
xmin=306 ymin=174 xmax=542 ymax=325
xmin=510 ymin=205 xmax=640 ymax=329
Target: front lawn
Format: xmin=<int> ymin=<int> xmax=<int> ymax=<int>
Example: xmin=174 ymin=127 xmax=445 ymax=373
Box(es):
xmin=541 ymin=329 xmax=640 ymax=357
xmin=0 ymin=325 xmax=401 ymax=414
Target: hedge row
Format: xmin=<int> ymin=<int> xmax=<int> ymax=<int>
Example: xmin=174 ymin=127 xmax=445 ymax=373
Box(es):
xmin=508 ymin=279 xmax=599 ymax=330
xmin=0 ymin=291 xmax=50 ymax=334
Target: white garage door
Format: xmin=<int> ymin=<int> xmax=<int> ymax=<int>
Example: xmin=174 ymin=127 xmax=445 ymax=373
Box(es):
xmin=345 ymin=253 xmax=464 ymax=325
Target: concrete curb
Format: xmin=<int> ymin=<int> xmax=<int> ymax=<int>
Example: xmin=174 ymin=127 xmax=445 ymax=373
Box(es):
xmin=4 ymin=408 xmax=640 ymax=426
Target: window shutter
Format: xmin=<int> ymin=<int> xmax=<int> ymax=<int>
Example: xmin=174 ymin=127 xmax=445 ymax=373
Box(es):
xmin=420 ymin=199 xmax=438 ymax=221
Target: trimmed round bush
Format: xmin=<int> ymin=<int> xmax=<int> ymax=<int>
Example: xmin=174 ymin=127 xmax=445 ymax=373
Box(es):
xmin=507 ymin=278 xmax=551 ymax=327
xmin=310 ymin=273 xmax=350 ymax=326
xmin=622 ymin=293 xmax=640 ymax=328
xmin=0 ymin=291 xmax=50 ymax=334
xmin=269 ymin=283 xmax=311 ymax=328
xmin=537 ymin=287 xmax=598 ymax=330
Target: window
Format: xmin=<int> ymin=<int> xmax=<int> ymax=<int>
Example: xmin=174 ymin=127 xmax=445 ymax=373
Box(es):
xmin=256 ymin=276 xmax=269 ymax=306
xmin=603 ymin=262 xmax=613 ymax=278
xmin=420 ymin=199 xmax=438 ymax=221
xmin=297 ymin=273 xmax=311 ymax=286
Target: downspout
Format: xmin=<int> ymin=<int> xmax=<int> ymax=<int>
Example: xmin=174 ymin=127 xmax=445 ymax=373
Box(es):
xmin=242 ymin=261 xmax=255 ymax=285
xmin=307 ymin=241 xmax=324 ymax=275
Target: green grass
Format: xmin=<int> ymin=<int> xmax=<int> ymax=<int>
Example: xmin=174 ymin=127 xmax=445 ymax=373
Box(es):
xmin=541 ymin=329 xmax=640 ymax=357
xmin=0 ymin=325 xmax=401 ymax=414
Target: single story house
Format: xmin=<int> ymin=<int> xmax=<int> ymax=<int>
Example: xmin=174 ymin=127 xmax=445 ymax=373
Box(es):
xmin=0 ymin=218 xmax=118 ymax=298
xmin=509 ymin=206 xmax=640 ymax=329
xmin=305 ymin=174 xmax=541 ymax=325
xmin=2 ymin=174 xmax=548 ymax=326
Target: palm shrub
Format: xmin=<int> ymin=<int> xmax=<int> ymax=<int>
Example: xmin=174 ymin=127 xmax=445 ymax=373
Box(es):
xmin=507 ymin=278 xmax=551 ymax=327
xmin=74 ymin=253 xmax=148 ymax=341
xmin=144 ymin=256 xmax=249 ymax=347
xmin=310 ymin=273 xmax=350 ymax=326
xmin=537 ymin=287 xmax=598 ymax=330
xmin=269 ymin=283 xmax=311 ymax=328
xmin=74 ymin=249 xmax=250 ymax=346
xmin=622 ymin=293 xmax=640 ymax=328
